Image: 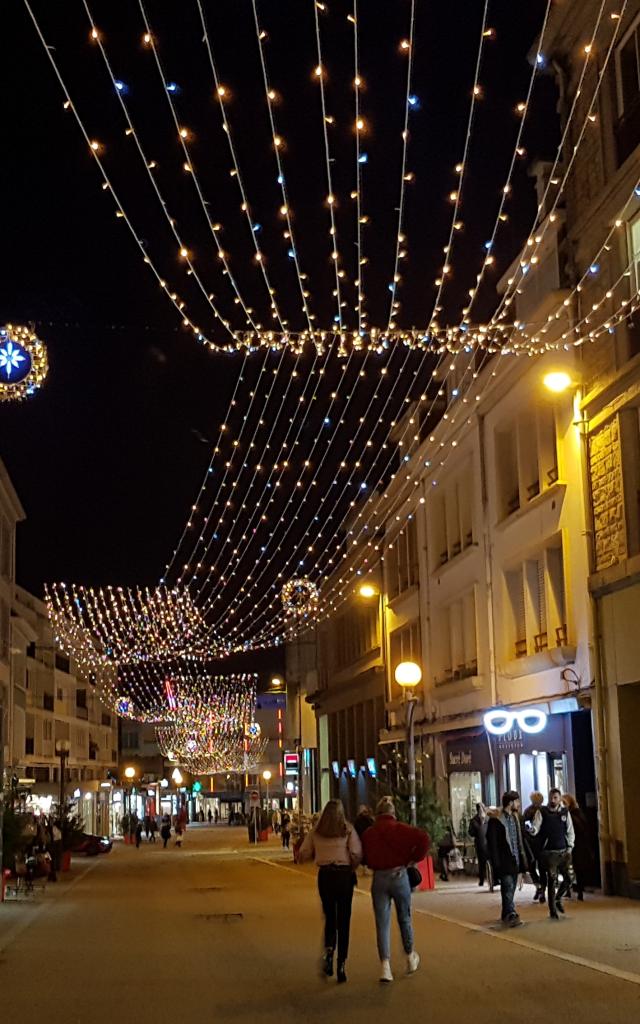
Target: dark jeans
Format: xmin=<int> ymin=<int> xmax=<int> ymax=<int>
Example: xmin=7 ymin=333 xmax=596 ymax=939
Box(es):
xmin=476 ymin=846 xmax=488 ymax=884
xmin=317 ymin=866 xmax=355 ymax=963
xmin=282 ymin=832 xmax=290 ymax=849
xmin=528 ymin=857 xmax=548 ymax=892
xmin=500 ymin=873 xmax=518 ymax=920
xmin=541 ymin=850 xmax=572 ymax=914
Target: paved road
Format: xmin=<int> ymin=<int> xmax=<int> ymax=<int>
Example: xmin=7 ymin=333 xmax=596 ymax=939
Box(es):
xmin=1 ymin=825 xmax=639 ymax=1023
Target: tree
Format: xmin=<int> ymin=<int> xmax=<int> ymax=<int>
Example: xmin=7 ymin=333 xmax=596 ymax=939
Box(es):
xmin=394 ymin=782 xmax=448 ymax=846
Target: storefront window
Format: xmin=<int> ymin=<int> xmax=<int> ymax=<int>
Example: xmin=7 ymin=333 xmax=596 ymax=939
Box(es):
xmin=449 ymin=771 xmax=482 ymax=836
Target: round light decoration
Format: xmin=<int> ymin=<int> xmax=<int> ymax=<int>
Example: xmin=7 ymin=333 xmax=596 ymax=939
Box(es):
xmin=484 ymin=708 xmax=548 ymax=735
xmin=245 ymin=721 xmax=261 ymax=739
xmin=0 ymin=324 xmax=49 ymax=402
xmin=281 ymin=577 xmax=319 ymax=618
xmin=394 ymin=661 xmax=422 ymax=688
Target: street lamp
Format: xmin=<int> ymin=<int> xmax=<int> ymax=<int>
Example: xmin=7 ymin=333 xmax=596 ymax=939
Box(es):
xmin=262 ymin=769 xmax=272 ymax=809
xmin=358 ymin=582 xmax=379 ymax=599
xmin=55 ymin=739 xmax=71 ymax=816
xmin=543 ymin=370 xmax=572 ymax=394
xmin=123 ymin=766 xmax=137 ymax=839
xmin=171 ymin=767 xmax=183 ymax=817
xmin=394 ymin=662 xmax=422 ymax=827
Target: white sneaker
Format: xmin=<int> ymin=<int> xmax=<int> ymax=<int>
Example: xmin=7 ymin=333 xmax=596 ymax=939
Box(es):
xmin=407 ymin=951 xmax=420 ymax=974
xmin=379 ymin=959 xmax=394 ymax=983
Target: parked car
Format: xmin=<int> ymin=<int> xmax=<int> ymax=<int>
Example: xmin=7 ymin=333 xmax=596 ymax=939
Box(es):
xmin=71 ymin=833 xmax=112 ymax=856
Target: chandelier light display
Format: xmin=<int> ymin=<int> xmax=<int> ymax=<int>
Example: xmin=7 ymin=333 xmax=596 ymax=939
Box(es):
xmin=45 ymin=583 xmax=211 ymax=670
xmin=0 ymin=324 xmax=49 ymax=402
xmin=281 ymin=577 xmax=319 ymax=619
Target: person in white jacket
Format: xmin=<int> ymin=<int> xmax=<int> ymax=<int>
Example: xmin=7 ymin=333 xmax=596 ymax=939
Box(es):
xmin=299 ymin=799 xmax=362 ymax=984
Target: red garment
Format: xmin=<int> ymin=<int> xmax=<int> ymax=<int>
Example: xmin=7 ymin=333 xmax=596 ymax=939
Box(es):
xmin=362 ymin=814 xmax=430 ymax=870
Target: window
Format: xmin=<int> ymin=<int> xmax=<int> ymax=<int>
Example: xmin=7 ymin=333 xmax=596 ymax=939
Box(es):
xmin=429 ymin=469 xmax=474 ymax=570
xmin=25 ymin=737 xmax=34 ymax=755
xmin=504 ymin=539 xmax=567 ymax=660
xmin=495 ymin=408 xmax=557 ymax=521
xmin=334 ymin=604 xmax=379 ymax=669
xmin=0 ymin=599 xmax=8 ymax=663
xmin=57 ymin=687 xmax=64 ymax=701
xmin=43 ymin=720 xmax=53 ymax=741
xmin=55 ymin=653 xmax=70 ymax=674
xmin=387 ymin=517 xmax=418 ymax=598
xmin=615 ymin=16 xmax=640 ymax=164
xmin=438 ymin=591 xmax=478 ymax=682
xmin=26 ymin=641 xmax=36 ymax=660
xmin=0 ymin=514 xmax=11 ymax=579
xmin=43 ymin=693 xmax=54 ymax=711
xmin=101 ymin=712 xmax=112 ymax=728
xmin=121 ymin=731 xmax=139 ymax=751
xmin=76 ymin=689 xmax=87 ymax=709
xmin=389 ymin=621 xmax=421 ymax=696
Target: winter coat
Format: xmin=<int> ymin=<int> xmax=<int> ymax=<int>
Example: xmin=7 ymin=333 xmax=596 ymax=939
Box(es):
xmin=298 ymin=825 xmax=362 ymax=867
xmin=354 ymin=811 xmax=375 ymax=839
xmin=487 ymin=812 xmax=528 ymax=880
xmin=362 ymin=814 xmax=430 ymax=870
xmin=468 ymin=815 xmax=488 ymax=853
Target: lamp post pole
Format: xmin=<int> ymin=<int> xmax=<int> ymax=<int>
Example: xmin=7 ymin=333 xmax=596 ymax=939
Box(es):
xmin=394 ymin=662 xmax=422 ymax=828
xmin=55 ymin=740 xmax=71 ymax=818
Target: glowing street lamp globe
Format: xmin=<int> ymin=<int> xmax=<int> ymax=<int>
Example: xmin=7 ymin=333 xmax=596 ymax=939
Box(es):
xmin=394 ymin=661 xmax=422 ymax=689
xmin=262 ymin=770 xmax=272 ymax=782
xmin=124 ymin=766 xmax=136 ymax=780
xmin=358 ymin=583 xmax=379 ymax=599
xmin=543 ymin=371 xmax=572 ymax=394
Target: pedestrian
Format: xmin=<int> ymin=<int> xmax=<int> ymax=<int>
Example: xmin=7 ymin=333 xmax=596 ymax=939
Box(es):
xmin=522 ymin=791 xmax=547 ymax=903
xmin=149 ymin=817 xmax=158 ymax=843
xmin=281 ymin=811 xmax=291 ymax=849
xmin=298 ymin=799 xmax=362 ymax=984
xmin=437 ymin=824 xmax=455 ymax=881
xmin=361 ymin=795 xmax=429 ymax=983
xmin=207 ymin=808 xmax=213 ymax=825
xmin=135 ymin=821 xmax=143 ymax=849
xmin=468 ymin=803 xmax=489 ymax=886
xmin=160 ymin=815 xmax=171 ymax=849
xmin=354 ymin=804 xmax=375 ymax=840
xmin=529 ymin=788 xmax=574 ymax=919
xmin=175 ymin=824 xmax=184 ymax=848
xmin=272 ymin=808 xmax=281 ymax=834
xmin=486 ymin=790 xmax=528 ymax=928
xmin=214 ymin=808 xmax=219 ymax=824
xmin=562 ymin=794 xmax=591 ymax=900
xmin=143 ymin=815 xmax=151 ymax=841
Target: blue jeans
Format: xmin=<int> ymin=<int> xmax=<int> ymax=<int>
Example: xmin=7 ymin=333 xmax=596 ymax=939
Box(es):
xmin=371 ymin=868 xmax=414 ymax=960
xmin=500 ymin=873 xmax=518 ymax=919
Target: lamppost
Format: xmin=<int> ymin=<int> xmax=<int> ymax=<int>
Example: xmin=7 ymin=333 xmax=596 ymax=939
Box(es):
xmin=394 ymin=662 xmax=422 ymax=827
xmin=123 ymin=765 xmax=136 ymax=840
xmin=171 ymin=767 xmax=183 ymax=819
xmin=262 ymin=769 xmax=272 ymax=810
xmin=55 ymin=739 xmax=71 ymax=817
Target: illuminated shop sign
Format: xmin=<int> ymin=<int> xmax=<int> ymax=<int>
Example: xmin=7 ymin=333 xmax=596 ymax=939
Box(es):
xmin=331 ymin=761 xmax=340 ymax=778
xmin=284 ymin=752 xmax=299 ymax=775
xmin=483 ymin=708 xmax=547 ymax=735
xmin=347 ymin=759 xmax=357 ymax=779
xmin=366 ymin=757 xmax=377 ymax=778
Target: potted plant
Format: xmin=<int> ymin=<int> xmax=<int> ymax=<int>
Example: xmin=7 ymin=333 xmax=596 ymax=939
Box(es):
xmin=394 ymin=782 xmax=448 ymax=890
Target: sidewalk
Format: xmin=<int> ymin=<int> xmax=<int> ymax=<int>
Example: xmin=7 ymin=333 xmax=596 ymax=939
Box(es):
xmin=0 ymin=856 xmax=98 ymax=953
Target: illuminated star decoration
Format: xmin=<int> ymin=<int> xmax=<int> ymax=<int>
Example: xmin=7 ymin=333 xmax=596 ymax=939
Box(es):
xmin=0 ymin=324 xmax=49 ymax=402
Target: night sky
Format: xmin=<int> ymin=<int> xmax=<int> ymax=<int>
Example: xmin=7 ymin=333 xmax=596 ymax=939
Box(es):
xmin=1 ymin=0 xmax=555 ymax=649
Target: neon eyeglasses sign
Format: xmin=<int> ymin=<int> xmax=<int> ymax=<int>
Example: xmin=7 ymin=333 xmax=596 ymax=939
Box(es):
xmin=483 ymin=708 xmax=548 ymax=735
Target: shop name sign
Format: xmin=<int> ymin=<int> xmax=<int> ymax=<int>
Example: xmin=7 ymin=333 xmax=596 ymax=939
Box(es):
xmin=448 ymin=750 xmax=473 ymax=768
xmin=483 ymin=708 xmax=547 ymax=736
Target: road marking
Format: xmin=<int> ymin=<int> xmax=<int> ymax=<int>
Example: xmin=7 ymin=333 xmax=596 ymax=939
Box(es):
xmin=254 ymin=857 xmax=640 ymax=988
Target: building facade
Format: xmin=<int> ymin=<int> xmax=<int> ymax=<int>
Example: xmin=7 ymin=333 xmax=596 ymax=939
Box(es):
xmin=543 ymin=0 xmax=640 ymax=895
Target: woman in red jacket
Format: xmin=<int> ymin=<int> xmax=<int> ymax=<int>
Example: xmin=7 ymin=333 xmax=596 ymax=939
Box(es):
xmin=362 ymin=796 xmax=429 ymax=983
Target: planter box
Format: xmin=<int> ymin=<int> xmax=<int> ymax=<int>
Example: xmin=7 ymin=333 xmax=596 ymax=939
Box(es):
xmin=61 ymin=850 xmax=72 ymax=873
xmin=415 ymin=854 xmax=435 ymax=891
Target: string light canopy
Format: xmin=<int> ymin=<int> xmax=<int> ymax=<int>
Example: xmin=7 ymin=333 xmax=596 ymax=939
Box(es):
xmin=0 ymin=324 xmax=49 ymax=402
xmin=176 ymin=735 xmax=269 ymax=776
xmin=44 ymin=583 xmax=213 ymax=670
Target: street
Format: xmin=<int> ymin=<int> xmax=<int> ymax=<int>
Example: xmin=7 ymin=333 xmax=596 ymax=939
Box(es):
xmin=1 ymin=825 xmax=639 ymax=1023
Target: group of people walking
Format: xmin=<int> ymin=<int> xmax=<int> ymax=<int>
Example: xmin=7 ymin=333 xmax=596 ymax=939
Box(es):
xmin=298 ymin=796 xmax=428 ymax=984
xmin=476 ymin=787 xmax=591 ymax=925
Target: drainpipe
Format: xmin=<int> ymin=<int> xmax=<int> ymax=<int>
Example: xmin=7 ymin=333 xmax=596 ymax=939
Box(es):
xmin=577 ymin=399 xmax=614 ymax=894
xmin=478 ymin=414 xmax=498 ymax=710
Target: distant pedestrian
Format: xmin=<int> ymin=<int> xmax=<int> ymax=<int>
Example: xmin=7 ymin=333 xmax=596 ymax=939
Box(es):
xmin=362 ymin=796 xmax=429 ymax=983
xmin=562 ymin=794 xmax=591 ymax=900
xmin=143 ymin=815 xmax=151 ymax=840
xmin=529 ymin=788 xmax=574 ymax=919
xmin=149 ymin=817 xmax=158 ymax=843
xmin=135 ymin=822 xmax=143 ymax=849
xmin=468 ymin=803 xmax=489 ymax=886
xmin=523 ymin=791 xmax=547 ymax=903
xmin=272 ymin=808 xmax=281 ymax=834
xmin=437 ymin=825 xmax=455 ymax=881
xmin=207 ymin=809 xmax=213 ymax=825
xmin=299 ymin=799 xmax=362 ymax=984
xmin=487 ymin=790 xmax=528 ymax=928
xmin=160 ymin=815 xmax=171 ymax=849
xmin=214 ymin=808 xmax=219 ymax=824
xmin=175 ymin=824 xmax=184 ymax=848
xmin=354 ymin=805 xmax=375 ymax=841
xmin=281 ymin=812 xmax=291 ymax=849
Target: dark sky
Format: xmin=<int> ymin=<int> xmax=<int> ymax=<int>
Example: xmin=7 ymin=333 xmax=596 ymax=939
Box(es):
xmin=1 ymin=0 xmax=555 ymax=654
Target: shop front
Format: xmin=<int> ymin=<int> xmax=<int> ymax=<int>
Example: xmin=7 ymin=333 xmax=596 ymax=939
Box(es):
xmin=444 ymin=731 xmax=496 ymax=836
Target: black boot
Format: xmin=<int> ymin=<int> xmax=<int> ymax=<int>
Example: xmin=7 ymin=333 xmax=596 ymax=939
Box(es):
xmin=322 ymin=948 xmax=334 ymax=977
xmin=337 ymin=961 xmax=347 ymax=984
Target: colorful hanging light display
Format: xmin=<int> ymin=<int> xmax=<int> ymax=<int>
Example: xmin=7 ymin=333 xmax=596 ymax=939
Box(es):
xmin=0 ymin=324 xmax=49 ymax=402
xmin=45 ymin=583 xmax=212 ymax=670
xmin=281 ymin=577 xmax=319 ymax=618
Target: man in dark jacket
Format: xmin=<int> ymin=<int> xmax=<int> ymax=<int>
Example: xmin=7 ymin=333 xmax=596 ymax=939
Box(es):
xmin=468 ymin=804 xmax=489 ymax=886
xmin=487 ymin=790 xmax=528 ymax=927
xmin=362 ymin=796 xmax=430 ymax=983
xmin=529 ymin=788 xmax=574 ymax=919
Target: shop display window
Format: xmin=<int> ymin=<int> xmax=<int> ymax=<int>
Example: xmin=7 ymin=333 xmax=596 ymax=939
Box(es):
xmin=449 ymin=770 xmax=482 ymax=837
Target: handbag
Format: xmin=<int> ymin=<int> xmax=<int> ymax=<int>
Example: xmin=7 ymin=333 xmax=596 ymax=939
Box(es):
xmin=448 ymin=848 xmax=464 ymax=872
xmin=407 ymin=865 xmax=422 ymax=889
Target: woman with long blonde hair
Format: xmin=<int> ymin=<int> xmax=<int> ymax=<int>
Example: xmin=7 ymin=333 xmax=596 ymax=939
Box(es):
xmin=299 ymin=799 xmax=362 ymax=983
